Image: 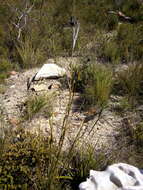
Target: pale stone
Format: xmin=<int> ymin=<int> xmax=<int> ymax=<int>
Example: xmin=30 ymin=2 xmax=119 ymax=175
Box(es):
xmin=79 ymin=163 xmax=143 ymax=190
xmin=31 ymin=84 xmax=48 ymax=91
xmin=9 ymin=71 xmax=18 ymax=75
xmin=34 ymin=64 xmax=66 ymax=80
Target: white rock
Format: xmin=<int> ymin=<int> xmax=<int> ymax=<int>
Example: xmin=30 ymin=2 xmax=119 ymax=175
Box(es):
xmin=34 ymin=64 xmax=66 ymax=80
xmin=79 ymin=163 xmax=143 ymax=190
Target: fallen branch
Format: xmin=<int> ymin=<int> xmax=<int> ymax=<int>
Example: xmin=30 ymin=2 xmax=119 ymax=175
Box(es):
xmin=108 ymin=10 xmax=134 ymax=23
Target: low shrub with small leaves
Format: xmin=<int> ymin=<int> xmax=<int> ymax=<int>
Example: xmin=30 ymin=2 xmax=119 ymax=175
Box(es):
xmin=0 ymin=128 xmax=111 ymax=190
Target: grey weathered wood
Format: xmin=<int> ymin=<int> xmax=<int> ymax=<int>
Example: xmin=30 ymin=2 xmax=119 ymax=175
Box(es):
xmin=72 ymin=21 xmax=80 ymax=52
xmin=11 ymin=2 xmax=34 ymax=40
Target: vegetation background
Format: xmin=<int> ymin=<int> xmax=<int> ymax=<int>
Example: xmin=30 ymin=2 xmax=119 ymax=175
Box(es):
xmin=0 ymin=0 xmax=143 ymax=189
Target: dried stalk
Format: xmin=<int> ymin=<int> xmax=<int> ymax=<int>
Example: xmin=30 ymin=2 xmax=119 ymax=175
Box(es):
xmin=72 ymin=21 xmax=80 ymax=52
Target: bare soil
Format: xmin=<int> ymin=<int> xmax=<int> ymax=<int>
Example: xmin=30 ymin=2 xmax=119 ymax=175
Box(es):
xmin=0 ymin=57 xmax=125 ymax=152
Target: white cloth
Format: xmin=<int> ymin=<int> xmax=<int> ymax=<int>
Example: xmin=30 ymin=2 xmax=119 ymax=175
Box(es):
xmin=79 ymin=163 xmax=143 ymax=190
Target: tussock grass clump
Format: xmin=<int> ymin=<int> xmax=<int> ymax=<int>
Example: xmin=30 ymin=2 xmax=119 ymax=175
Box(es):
xmin=23 ymin=93 xmax=54 ymax=120
xmin=71 ymin=61 xmax=113 ymax=108
xmin=84 ymin=64 xmax=113 ymax=107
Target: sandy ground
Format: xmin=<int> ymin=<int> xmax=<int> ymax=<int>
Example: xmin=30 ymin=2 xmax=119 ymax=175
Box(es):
xmin=0 ymin=57 xmax=123 ymax=152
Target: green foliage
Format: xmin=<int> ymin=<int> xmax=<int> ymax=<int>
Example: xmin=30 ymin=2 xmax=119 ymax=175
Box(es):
xmin=116 ymin=23 xmax=143 ymax=62
xmin=133 ymin=122 xmax=143 ymax=151
xmin=0 ymin=0 xmax=143 ymax=73
xmin=0 ymin=128 xmax=110 ymax=190
xmin=68 ymin=145 xmax=110 ymax=189
xmin=23 ymin=93 xmax=54 ymax=120
xmin=85 ymin=65 xmax=113 ymax=107
xmin=0 ymin=58 xmax=12 ymax=83
xmin=16 ymin=38 xmax=44 ymax=69
xmin=1 ymin=1 xmax=143 ymax=188
xmin=72 ymin=61 xmax=113 ymax=108
xmin=0 ymin=130 xmax=58 ymax=190
xmin=118 ymin=97 xmax=132 ymax=112
xmin=115 ymin=63 xmax=143 ymax=104
xmin=103 ymin=40 xmax=120 ymax=64
xmin=99 ymin=22 xmax=143 ymax=63
xmin=76 ymin=0 xmax=118 ymax=31
xmin=121 ymin=0 xmax=141 ymax=19
xmin=0 ymin=84 xmax=6 ymax=94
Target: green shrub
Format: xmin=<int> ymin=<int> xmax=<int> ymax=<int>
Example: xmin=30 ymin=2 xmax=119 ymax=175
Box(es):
xmin=133 ymin=122 xmax=143 ymax=151
xmin=99 ymin=22 xmax=143 ymax=63
xmin=0 ymin=58 xmax=12 ymax=83
xmin=1 ymin=0 xmax=143 ymax=70
xmin=115 ymin=63 xmax=143 ymax=104
xmin=103 ymin=40 xmax=120 ymax=64
xmin=16 ymin=38 xmax=44 ymax=69
xmin=116 ymin=23 xmax=143 ymax=62
xmin=0 ymin=129 xmax=59 ymax=190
